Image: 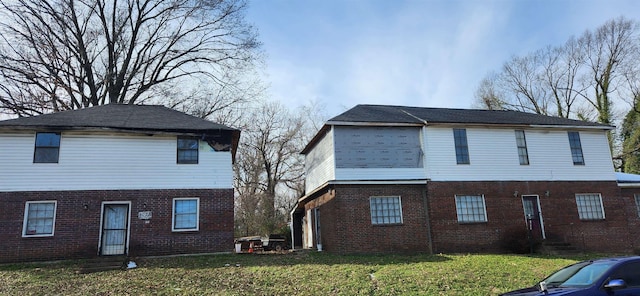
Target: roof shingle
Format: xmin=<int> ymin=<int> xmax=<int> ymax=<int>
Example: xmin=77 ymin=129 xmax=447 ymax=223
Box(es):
xmin=0 ymin=104 xmax=237 ymax=133
xmin=329 ymin=104 xmax=610 ymax=128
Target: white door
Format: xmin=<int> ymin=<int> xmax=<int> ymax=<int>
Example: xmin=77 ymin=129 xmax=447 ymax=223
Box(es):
xmin=100 ymin=204 xmax=130 ymax=255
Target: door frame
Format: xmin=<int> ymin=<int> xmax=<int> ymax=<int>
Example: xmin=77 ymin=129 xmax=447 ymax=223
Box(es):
xmin=98 ymin=201 xmax=132 ymax=256
xmin=521 ymin=195 xmax=546 ymax=240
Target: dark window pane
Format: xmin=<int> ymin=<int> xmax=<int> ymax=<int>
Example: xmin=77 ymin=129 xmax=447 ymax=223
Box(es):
xmin=34 ymin=148 xmax=60 ymax=163
xmin=177 ymin=139 xmax=198 ymax=149
xmin=177 ymin=137 xmax=198 ymax=164
xmin=453 ymin=129 xmax=470 ymax=164
xmin=35 ymin=133 xmax=60 ymax=146
xmin=34 ymin=133 xmax=60 ymax=163
xmin=515 ymin=130 xmax=529 ymax=165
xmin=568 ymin=132 xmax=584 ymax=165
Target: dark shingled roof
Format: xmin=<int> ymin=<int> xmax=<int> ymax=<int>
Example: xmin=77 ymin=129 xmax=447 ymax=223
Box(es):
xmin=329 ymin=104 xmax=610 ymax=127
xmin=0 ymin=104 xmax=237 ymax=133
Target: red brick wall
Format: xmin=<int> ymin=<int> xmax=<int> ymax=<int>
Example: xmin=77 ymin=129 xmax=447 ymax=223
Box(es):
xmin=302 ymin=181 xmax=638 ymax=254
xmin=428 ymin=181 xmax=633 ymax=253
xmin=305 ymin=184 xmax=431 ymax=254
xmin=0 ymin=189 xmax=233 ymax=263
xmin=620 ymin=187 xmax=640 ymax=252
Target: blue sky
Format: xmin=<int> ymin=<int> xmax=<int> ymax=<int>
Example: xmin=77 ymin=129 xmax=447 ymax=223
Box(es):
xmin=246 ymin=0 xmax=640 ymax=117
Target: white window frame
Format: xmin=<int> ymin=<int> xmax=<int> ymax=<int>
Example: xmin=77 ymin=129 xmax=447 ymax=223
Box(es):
xmin=172 ymin=197 xmax=200 ymax=232
xmin=634 ymin=194 xmax=640 ymax=218
xmin=369 ymin=196 xmax=403 ymax=225
xmin=575 ymin=193 xmax=605 ymax=220
xmin=455 ymin=195 xmax=488 ymax=223
xmin=22 ymin=200 xmax=57 ymax=237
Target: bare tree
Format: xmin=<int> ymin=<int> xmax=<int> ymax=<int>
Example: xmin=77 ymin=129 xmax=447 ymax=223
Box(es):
xmin=578 ymin=17 xmax=638 ymax=126
xmin=0 ymin=0 xmax=260 ymax=117
xmin=473 ymin=72 xmax=505 ymax=110
xmin=539 ymin=40 xmax=588 ymax=118
xmin=499 ymin=53 xmax=552 ymax=115
xmin=233 ymin=100 xmax=321 ymax=236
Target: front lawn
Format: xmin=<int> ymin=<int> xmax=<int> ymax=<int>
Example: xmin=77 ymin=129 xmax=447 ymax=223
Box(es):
xmin=0 ymin=252 xmax=593 ymax=295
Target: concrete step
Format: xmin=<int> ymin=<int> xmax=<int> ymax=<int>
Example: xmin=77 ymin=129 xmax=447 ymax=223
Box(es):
xmin=541 ymin=241 xmax=580 ymax=255
xmin=77 ymin=256 xmax=126 ymax=274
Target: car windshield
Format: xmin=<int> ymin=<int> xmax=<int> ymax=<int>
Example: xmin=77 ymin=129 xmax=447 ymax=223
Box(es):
xmin=542 ymin=261 xmax=616 ymax=288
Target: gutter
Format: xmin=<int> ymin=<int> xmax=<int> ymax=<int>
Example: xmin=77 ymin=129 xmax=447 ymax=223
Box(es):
xmin=297 ymin=179 xmax=429 ymax=205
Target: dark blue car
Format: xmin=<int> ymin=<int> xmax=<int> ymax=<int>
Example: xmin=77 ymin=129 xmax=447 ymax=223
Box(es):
xmin=501 ymin=256 xmax=640 ymax=296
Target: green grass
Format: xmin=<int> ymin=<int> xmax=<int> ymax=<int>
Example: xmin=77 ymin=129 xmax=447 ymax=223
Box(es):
xmin=0 ymin=252 xmax=599 ymax=295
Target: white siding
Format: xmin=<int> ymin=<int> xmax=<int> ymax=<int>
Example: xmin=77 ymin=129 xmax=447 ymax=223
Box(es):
xmin=0 ymin=132 xmax=233 ymax=192
xmin=334 ymin=168 xmax=425 ymax=180
xmin=305 ymin=130 xmax=335 ymax=193
xmin=424 ymin=126 xmax=616 ymax=181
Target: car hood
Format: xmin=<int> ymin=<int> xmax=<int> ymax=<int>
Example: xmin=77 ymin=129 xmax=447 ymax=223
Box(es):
xmin=501 ymin=286 xmax=586 ymax=296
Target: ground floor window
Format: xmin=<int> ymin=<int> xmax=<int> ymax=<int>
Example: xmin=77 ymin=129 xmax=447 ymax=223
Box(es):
xmin=23 ymin=201 xmax=57 ymax=237
xmin=575 ymin=193 xmax=605 ymax=220
xmin=369 ymin=196 xmax=403 ymax=225
xmin=635 ymin=194 xmax=640 ymax=218
xmin=455 ymin=195 xmax=487 ymax=223
xmin=172 ymin=198 xmax=199 ymax=231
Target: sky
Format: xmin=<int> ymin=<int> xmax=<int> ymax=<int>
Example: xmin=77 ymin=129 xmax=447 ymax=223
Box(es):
xmin=245 ymin=0 xmax=640 ymax=117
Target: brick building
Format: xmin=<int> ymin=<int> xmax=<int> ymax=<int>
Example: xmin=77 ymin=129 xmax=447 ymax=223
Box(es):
xmin=292 ymin=104 xmax=640 ymax=254
xmin=0 ymin=105 xmax=239 ymax=263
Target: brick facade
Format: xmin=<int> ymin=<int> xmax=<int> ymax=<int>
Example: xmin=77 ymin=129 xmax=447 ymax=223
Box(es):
xmin=304 ymin=184 xmax=431 ymax=254
xmin=303 ymin=181 xmax=640 ymax=254
xmin=620 ymin=187 xmax=640 ymax=253
xmin=0 ymin=189 xmax=234 ymax=263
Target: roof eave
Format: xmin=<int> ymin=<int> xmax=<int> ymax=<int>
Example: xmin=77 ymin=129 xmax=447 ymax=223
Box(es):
xmin=326 ymin=120 xmax=424 ymax=127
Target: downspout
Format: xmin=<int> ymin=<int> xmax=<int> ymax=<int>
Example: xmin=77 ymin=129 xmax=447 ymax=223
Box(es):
xmin=422 ymin=184 xmax=434 ymax=254
xmin=402 ymin=108 xmax=433 ymax=253
xmin=289 ymin=208 xmax=295 ymax=251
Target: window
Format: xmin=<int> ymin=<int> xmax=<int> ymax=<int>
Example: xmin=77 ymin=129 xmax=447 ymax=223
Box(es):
xmin=23 ymin=201 xmax=57 ymax=237
xmin=369 ymin=196 xmax=403 ymax=225
xmin=515 ymin=130 xmax=529 ymax=165
xmin=568 ymin=132 xmax=584 ymax=165
xmin=172 ymin=198 xmax=199 ymax=231
xmin=177 ymin=137 xmax=199 ymax=164
xmin=609 ymin=262 xmax=640 ymax=287
xmin=453 ymin=128 xmax=470 ymax=164
xmin=635 ymin=194 xmax=640 ymax=218
xmin=575 ymin=194 xmax=604 ymax=220
xmin=455 ymin=195 xmax=487 ymax=223
xmin=34 ymin=132 xmax=60 ymax=163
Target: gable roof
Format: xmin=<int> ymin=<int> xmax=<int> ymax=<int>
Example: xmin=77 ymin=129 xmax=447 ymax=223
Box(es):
xmin=329 ymin=104 xmax=611 ymax=127
xmin=302 ymin=104 xmax=612 ymax=154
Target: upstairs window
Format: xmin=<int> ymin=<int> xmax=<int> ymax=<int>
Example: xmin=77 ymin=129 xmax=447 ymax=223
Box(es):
xmin=575 ymin=193 xmax=604 ymax=220
xmin=453 ymin=128 xmax=470 ymax=164
xmin=369 ymin=196 xmax=403 ymax=225
xmin=34 ymin=132 xmax=61 ymax=163
xmin=23 ymin=201 xmax=57 ymax=237
xmin=568 ymin=132 xmax=584 ymax=165
xmin=177 ymin=137 xmax=199 ymax=164
xmin=515 ymin=130 xmax=529 ymax=165
xmin=455 ymin=195 xmax=487 ymax=223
